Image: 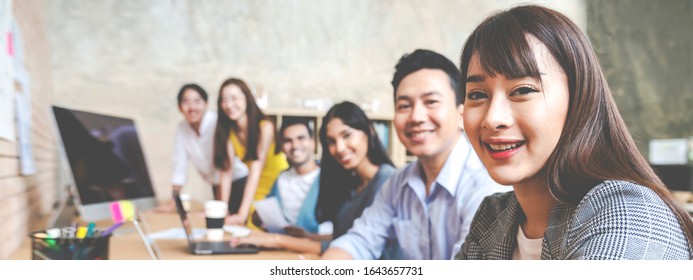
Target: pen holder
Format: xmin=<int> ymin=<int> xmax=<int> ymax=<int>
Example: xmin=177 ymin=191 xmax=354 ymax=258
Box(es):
xmin=29 ymin=230 xmax=112 ymax=260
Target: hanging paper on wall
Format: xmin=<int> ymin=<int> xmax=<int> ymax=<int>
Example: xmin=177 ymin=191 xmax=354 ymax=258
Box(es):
xmin=16 ymin=90 xmax=35 ymax=175
xmin=11 ymin=18 xmax=33 ymax=174
xmin=12 ymin=18 xmax=27 ymax=86
xmin=0 ymin=0 xmax=14 ymax=141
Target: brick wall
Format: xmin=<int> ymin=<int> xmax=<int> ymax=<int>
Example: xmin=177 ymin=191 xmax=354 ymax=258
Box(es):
xmin=0 ymin=0 xmax=55 ymax=259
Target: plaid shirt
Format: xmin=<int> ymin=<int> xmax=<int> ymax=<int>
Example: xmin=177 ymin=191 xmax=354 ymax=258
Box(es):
xmin=456 ymin=180 xmax=692 ymax=260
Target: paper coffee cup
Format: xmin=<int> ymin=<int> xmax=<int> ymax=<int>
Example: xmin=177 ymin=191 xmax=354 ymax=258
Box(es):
xmin=204 ymin=200 xmax=227 ymax=217
xmin=204 ymin=200 xmax=227 ymax=241
xmin=206 ymin=228 xmax=224 ymax=241
xmin=180 ymin=193 xmax=191 ymax=212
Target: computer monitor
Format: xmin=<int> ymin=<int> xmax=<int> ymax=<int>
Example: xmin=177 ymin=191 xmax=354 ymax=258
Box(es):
xmin=52 ymin=106 xmax=157 ymax=222
xmin=651 ymin=164 xmax=693 ymax=192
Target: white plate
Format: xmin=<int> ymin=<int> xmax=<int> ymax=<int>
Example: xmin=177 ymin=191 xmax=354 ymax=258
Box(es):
xmin=223 ymin=225 xmax=251 ymax=237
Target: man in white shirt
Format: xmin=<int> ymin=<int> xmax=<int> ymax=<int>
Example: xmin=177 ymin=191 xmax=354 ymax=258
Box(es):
xmin=258 ymin=118 xmax=327 ymax=235
xmin=160 ymin=83 xmax=248 ymax=212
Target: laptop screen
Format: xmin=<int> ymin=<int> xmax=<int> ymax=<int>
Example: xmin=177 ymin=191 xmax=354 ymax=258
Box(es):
xmin=173 ymin=190 xmax=195 ymax=246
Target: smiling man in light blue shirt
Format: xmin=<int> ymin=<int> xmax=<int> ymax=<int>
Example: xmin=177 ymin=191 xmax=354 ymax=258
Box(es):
xmin=322 ymin=49 xmax=509 ymax=260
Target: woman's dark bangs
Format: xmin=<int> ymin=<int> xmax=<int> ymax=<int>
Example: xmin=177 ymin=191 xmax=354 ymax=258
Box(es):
xmin=474 ymin=14 xmax=541 ymax=79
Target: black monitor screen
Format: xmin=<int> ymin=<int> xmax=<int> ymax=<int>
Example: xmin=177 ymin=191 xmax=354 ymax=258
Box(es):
xmin=651 ymin=164 xmax=693 ymax=192
xmin=52 ymin=106 xmax=156 ymax=205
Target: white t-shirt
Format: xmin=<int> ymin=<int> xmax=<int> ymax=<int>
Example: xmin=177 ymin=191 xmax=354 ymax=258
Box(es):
xmin=512 ymin=225 xmax=543 ymax=260
xmin=276 ymin=167 xmax=320 ymax=224
xmin=171 ymin=111 xmax=248 ymax=185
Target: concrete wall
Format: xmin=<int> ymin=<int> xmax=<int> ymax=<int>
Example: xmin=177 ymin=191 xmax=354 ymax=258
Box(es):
xmin=46 ymin=0 xmax=586 ymax=202
xmin=587 ymin=0 xmax=692 ymax=158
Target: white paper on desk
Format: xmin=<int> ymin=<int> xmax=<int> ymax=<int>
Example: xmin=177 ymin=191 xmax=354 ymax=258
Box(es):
xmin=254 ymin=197 xmax=289 ymax=232
xmin=146 ymin=227 xmax=206 ymax=241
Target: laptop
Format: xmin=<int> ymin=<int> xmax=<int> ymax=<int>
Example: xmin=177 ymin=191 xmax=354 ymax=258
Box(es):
xmin=173 ymin=191 xmax=259 ymax=255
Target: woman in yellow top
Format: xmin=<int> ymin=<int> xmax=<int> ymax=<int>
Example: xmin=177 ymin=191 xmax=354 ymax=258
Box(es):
xmin=213 ymin=77 xmax=288 ymax=227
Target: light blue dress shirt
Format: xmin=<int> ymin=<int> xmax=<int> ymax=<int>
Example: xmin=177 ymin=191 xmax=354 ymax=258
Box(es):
xmin=329 ymin=134 xmax=510 ymax=259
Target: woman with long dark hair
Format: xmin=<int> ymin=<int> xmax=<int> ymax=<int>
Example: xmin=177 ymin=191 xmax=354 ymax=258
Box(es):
xmin=315 ymin=101 xmax=396 ymax=243
xmin=213 ymin=77 xmax=288 ymax=227
xmin=457 ymin=5 xmax=692 ymax=259
xmin=234 ymin=101 xmax=396 ymax=255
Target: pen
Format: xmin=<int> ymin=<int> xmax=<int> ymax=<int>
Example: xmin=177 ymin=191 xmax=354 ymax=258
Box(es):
xmin=58 ymin=228 xmax=67 ymax=247
xmin=46 ymin=228 xmax=61 ymax=238
xmin=62 ymin=227 xmax=76 ymax=239
xmin=100 ymin=222 xmax=124 ymax=237
xmin=76 ymin=226 xmax=88 ymax=239
xmin=61 ymin=227 xmax=77 ymax=258
xmin=85 ymin=223 xmax=96 ymax=238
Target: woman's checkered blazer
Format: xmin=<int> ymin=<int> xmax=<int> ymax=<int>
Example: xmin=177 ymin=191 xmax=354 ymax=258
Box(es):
xmin=456 ymin=180 xmax=692 ymax=260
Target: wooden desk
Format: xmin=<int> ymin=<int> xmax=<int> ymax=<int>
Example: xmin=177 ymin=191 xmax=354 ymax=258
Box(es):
xmin=11 ymin=211 xmax=319 ymax=260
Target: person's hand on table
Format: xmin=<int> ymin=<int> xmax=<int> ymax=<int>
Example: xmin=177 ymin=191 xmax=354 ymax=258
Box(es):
xmin=225 ymin=213 xmax=247 ymax=225
xmin=231 ymin=229 xmax=280 ymax=249
xmin=152 ymin=199 xmax=176 ymax=213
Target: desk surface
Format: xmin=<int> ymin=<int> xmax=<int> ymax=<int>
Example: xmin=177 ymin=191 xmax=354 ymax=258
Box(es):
xmin=11 ymin=211 xmax=319 ymax=260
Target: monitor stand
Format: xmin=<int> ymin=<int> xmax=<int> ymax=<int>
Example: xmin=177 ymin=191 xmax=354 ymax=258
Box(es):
xmin=46 ymin=184 xmax=79 ymax=229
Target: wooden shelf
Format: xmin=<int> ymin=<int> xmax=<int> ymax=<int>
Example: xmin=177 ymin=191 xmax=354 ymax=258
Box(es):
xmin=264 ymin=108 xmax=407 ymax=167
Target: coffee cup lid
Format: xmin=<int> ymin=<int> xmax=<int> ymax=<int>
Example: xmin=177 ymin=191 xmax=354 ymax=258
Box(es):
xmin=205 ymin=200 xmax=227 ymax=209
xmin=204 ymin=200 xmax=228 ymax=218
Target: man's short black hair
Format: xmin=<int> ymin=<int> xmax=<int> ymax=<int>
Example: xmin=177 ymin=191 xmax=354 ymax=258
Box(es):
xmin=391 ymin=49 xmax=462 ymax=105
xmin=280 ymin=117 xmax=314 ymax=138
xmin=177 ymin=83 xmax=208 ymax=105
